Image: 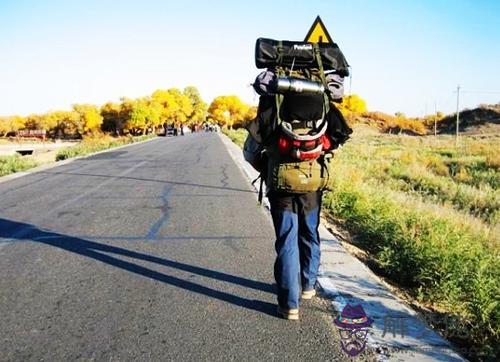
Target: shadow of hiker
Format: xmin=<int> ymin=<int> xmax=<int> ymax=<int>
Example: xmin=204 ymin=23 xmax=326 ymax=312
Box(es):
xmin=38 ymin=170 xmax=256 ymax=194
xmin=0 ymin=218 xmax=277 ymax=317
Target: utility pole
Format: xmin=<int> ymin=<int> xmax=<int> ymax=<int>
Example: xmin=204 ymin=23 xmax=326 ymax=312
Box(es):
xmin=455 ymin=85 xmax=460 ymax=145
xmin=434 ymin=101 xmax=437 ymax=137
xmin=348 ymin=66 xmax=353 ymax=124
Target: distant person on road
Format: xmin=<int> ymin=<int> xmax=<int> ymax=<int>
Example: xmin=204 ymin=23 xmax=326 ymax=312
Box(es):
xmin=244 ymin=37 xmax=351 ymax=320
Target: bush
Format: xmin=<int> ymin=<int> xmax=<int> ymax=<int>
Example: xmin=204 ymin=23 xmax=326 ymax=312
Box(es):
xmin=222 ymin=127 xmax=247 ymax=148
xmin=0 ymin=154 xmax=39 ymax=176
xmin=56 ymin=134 xmax=155 ymax=161
xmin=362 ymin=112 xmax=427 ymax=135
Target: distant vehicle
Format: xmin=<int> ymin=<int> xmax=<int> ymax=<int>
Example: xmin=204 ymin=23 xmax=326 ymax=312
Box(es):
xmin=165 ymin=126 xmax=175 ymax=137
xmin=205 ymin=124 xmax=217 ymax=132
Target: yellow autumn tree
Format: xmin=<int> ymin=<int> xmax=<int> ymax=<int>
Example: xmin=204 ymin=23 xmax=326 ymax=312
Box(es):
xmin=242 ymin=106 xmax=257 ymax=126
xmin=41 ymin=110 xmax=79 ymax=137
xmin=0 ymin=117 xmax=8 ymax=136
xmin=152 ymin=88 xmax=193 ymax=126
xmin=208 ymin=95 xmax=249 ymax=128
xmin=72 ymin=104 xmax=103 ymax=136
xmin=23 ymin=114 xmax=45 ymax=130
xmin=0 ymin=116 xmax=25 ymax=136
xmin=118 ymin=97 xmax=135 ymax=128
xmin=101 ymin=102 xmax=126 ymax=135
xmin=337 ymin=94 xmax=367 ymax=115
xmin=40 ymin=112 xmax=59 ymax=132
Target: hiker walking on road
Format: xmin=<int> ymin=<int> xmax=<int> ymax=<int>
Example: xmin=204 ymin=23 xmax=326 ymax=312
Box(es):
xmin=244 ymin=37 xmax=351 ymax=320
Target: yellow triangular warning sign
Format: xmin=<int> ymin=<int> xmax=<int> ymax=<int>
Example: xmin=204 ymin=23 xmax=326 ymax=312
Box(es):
xmin=304 ymin=16 xmax=333 ymax=44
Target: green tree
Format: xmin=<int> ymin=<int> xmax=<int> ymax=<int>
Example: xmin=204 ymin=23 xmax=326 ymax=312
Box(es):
xmin=126 ymin=97 xmax=163 ymax=135
xmin=183 ymin=86 xmax=207 ymax=125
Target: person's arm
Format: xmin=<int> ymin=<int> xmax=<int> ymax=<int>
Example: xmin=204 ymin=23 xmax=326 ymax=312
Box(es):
xmin=325 ymin=104 xmax=352 ymax=149
xmin=255 ymin=95 xmax=278 ymax=146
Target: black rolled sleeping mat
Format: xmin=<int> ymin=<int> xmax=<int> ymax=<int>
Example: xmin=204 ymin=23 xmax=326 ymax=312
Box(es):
xmin=255 ymin=38 xmax=350 ymax=76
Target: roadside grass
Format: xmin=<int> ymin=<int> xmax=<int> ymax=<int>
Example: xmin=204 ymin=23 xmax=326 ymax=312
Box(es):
xmin=0 ymin=154 xmax=39 ymax=176
xmin=55 ymin=134 xmax=155 ymax=161
xmin=224 ymin=126 xmax=499 ymax=359
xmin=341 ymin=134 xmax=500 ymax=225
xmin=223 ymin=127 xmax=247 ymax=148
xmin=322 ymin=167 xmax=498 ymax=358
xmin=0 ymin=134 xmax=156 ymax=177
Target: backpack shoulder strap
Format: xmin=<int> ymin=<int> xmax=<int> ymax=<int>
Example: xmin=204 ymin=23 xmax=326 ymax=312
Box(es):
xmin=275 ymin=93 xmax=284 ymax=125
xmin=312 ymin=43 xmax=331 ymax=116
xmin=274 ymin=66 xmax=286 ymax=126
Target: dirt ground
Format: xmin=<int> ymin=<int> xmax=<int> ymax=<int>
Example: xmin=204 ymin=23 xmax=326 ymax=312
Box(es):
xmin=0 ymin=140 xmax=77 ymax=164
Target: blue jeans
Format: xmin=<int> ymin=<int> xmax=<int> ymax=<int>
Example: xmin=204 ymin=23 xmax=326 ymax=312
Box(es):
xmin=269 ymin=191 xmax=322 ymax=309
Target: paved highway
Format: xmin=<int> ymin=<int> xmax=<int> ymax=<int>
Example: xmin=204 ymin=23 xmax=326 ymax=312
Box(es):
xmin=0 ymin=133 xmax=358 ymax=361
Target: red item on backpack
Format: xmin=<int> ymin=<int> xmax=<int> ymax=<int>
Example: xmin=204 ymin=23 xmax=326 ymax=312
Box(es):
xmin=320 ymin=134 xmax=331 ymax=151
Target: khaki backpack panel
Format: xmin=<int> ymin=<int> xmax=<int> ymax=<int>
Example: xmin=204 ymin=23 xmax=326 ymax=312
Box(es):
xmin=267 ymin=152 xmax=335 ymax=193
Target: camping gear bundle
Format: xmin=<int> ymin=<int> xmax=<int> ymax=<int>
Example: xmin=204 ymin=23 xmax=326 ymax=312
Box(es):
xmin=246 ymin=37 xmax=351 ymax=195
xmin=253 ymin=38 xmax=349 ymax=162
xmin=254 ymin=38 xmax=349 ymax=75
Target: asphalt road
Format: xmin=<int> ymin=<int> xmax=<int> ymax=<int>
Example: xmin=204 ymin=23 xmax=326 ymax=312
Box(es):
xmin=0 ymin=133 xmax=357 ymax=361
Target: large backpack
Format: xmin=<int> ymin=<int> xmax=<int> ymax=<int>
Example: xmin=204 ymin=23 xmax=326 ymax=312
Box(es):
xmin=244 ymin=38 xmax=352 ymax=197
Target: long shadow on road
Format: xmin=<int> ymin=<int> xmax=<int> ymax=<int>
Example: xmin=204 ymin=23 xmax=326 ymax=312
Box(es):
xmin=0 ymin=218 xmax=276 ymax=317
xmin=38 ymin=170 xmax=256 ymax=194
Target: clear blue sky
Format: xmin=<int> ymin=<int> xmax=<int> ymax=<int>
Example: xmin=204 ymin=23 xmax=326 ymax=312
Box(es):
xmin=1 ymin=0 xmax=499 ymax=117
